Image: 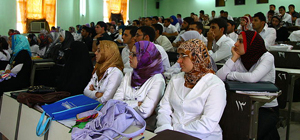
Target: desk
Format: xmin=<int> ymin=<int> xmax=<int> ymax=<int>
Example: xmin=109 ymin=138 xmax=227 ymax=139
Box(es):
xmin=220 ymin=91 xmax=279 ymax=140
xmin=275 ymin=68 xmax=300 ymax=140
xmin=0 ymin=92 xmax=156 ymax=140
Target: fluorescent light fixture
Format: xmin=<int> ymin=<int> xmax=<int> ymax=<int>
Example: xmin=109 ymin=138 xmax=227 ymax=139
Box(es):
xmin=80 ymin=0 xmax=86 ymax=16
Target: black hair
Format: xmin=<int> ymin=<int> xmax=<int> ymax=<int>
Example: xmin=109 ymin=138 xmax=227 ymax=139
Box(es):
xmin=270 ymin=4 xmax=276 ymax=8
xmin=146 ymin=17 xmax=152 ymax=20
xmin=210 ymin=18 xmax=227 ymax=34
xmin=268 ymin=10 xmax=275 ymax=16
xmin=124 ymin=26 xmax=138 ymax=37
xmin=82 ymin=26 xmax=91 ymax=33
xmin=133 ymin=20 xmax=140 ymax=25
xmin=183 ymin=17 xmax=194 ymax=25
xmin=227 ymin=20 xmax=236 ymax=27
xmin=253 ymin=12 xmax=266 ymax=22
xmin=191 ymin=12 xmax=195 ymax=15
xmin=200 ymin=10 xmax=204 ymax=14
xmin=152 ymin=24 xmax=163 ymax=35
xmin=90 ymin=22 xmax=95 ymax=27
xmin=224 ymin=11 xmax=228 ymax=14
xmin=177 ymin=14 xmax=181 ymax=17
xmin=110 ymin=24 xmax=116 ymax=30
xmin=220 ymin=10 xmax=224 ymax=13
xmin=96 ymin=21 xmax=107 ymax=31
xmin=212 ymin=10 xmax=215 ymax=13
xmin=152 ymin=16 xmax=159 ymax=21
xmin=279 ymin=6 xmax=286 ymax=11
xmin=27 ymin=33 xmax=38 ymax=46
xmin=164 ymin=18 xmax=171 ymax=23
xmin=191 ymin=22 xmax=204 ymax=30
xmin=138 ymin=26 xmax=155 ymax=42
xmin=289 ymin=4 xmax=295 ymax=8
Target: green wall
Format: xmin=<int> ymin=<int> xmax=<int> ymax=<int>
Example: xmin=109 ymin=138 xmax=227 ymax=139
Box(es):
xmin=1 ymin=0 xmax=299 ymax=35
xmin=158 ymin=0 xmax=300 ymax=18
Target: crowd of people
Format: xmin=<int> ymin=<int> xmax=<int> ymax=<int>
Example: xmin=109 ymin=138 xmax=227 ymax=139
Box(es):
xmin=1 ymin=3 xmax=299 ymax=140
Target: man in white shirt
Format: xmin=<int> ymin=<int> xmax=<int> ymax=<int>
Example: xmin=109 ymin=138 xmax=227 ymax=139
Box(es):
xmin=172 ymin=17 xmax=194 ymax=47
xmin=252 ymin=12 xmax=276 ymax=50
xmin=207 ymin=18 xmax=235 ymax=63
xmin=152 ymin=16 xmax=164 ymax=27
xmin=266 ymin=4 xmax=280 ymax=17
xmin=162 ymin=18 xmax=178 ymax=37
xmin=209 ymin=10 xmax=216 ymax=21
xmin=189 ymin=22 xmax=208 ymax=45
xmin=144 ymin=17 xmax=153 ymax=26
xmin=121 ymin=26 xmax=138 ymax=73
xmin=279 ymin=6 xmax=292 ymax=24
xmin=136 ymin=26 xmax=170 ymax=71
xmin=152 ymin=24 xmax=173 ymax=52
xmin=226 ymin=20 xmax=238 ymax=42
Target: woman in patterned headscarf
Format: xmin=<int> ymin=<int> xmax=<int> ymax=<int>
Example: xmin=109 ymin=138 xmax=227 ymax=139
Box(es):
xmin=113 ymin=41 xmax=165 ymax=119
xmin=216 ymin=30 xmax=279 ymax=140
xmin=84 ymin=40 xmax=124 ymax=103
xmin=155 ymin=39 xmax=226 ymax=140
xmin=237 ymin=15 xmax=253 ymax=34
xmin=0 ymin=34 xmax=32 ymax=95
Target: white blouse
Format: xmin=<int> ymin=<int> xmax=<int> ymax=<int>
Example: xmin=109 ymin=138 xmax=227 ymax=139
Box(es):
xmin=84 ymin=67 xmax=123 ymax=103
xmin=155 ymin=73 xmax=226 ymax=140
xmin=0 ymin=50 xmax=10 ymax=61
xmin=216 ymin=52 xmax=278 ymax=107
xmin=113 ymin=72 xmax=165 ymax=119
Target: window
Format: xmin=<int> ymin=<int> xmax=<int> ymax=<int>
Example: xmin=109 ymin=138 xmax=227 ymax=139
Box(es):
xmin=103 ymin=0 xmax=129 ymax=24
xmin=257 ymin=0 xmax=268 ymax=4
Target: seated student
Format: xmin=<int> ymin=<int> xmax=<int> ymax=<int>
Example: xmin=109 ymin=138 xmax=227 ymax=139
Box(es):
xmin=170 ymin=15 xmax=180 ymax=32
xmin=113 ymin=41 xmax=165 ymax=119
xmin=155 ymin=39 xmax=226 ymax=140
xmin=188 ymin=22 xmax=207 ymax=45
xmin=226 ymin=20 xmax=238 ymax=42
xmin=207 ymin=18 xmax=235 ymax=63
xmin=152 ymin=24 xmax=173 ymax=52
xmin=27 ymin=33 xmax=39 ymax=57
xmin=121 ymin=26 xmax=138 ymax=74
xmin=56 ymin=41 xmax=93 ymax=95
xmin=216 ymin=31 xmax=279 ymax=140
xmin=237 ymin=15 xmax=253 ymax=34
xmin=81 ymin=26 xmax=93 ymax=51
xmin=0 ymin=37 xmax=11 ymax=61
xmin=84 ymin=40 xmax=123 ymax=103
xmin=162 ymin=18 xmax=179 ymax=37
xmin=279 ymin=6 xmax=292 ymax=24
xmin=0 ymin=35 xmax=32 ymax=95
xmin=270 ymin=16 xmax=289 ymax=42
xmin=37 ymin=32 xmax=51 ymax=57
xmin=92 ymin=21 xmax=112 ymax=52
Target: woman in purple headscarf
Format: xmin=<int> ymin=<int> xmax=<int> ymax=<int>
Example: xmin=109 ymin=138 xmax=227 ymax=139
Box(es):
xmin=113 ymin=41 xmax=165 ymax=119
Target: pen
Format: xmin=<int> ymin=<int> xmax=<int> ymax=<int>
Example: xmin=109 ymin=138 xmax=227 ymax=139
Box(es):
xmin=139 ymin=136 xmax=145 ymax=140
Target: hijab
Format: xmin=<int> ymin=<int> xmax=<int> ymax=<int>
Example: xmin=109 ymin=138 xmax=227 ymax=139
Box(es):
xmin=170 ymin=15 xmax=179 ymax=26
xmin=180 ymin=31 xmax=202 ymax=41
xmin=10 ymin=34 xmax=32 ymax=63
xmin=93 ymin=40 xmax=124 ymax=81
xmin=38 ymin=33 xmax=50 ymax=49
xmin=131 ymin=41 xmax=164 ymax=87
xmin=59 ymin=30 xmax=74 ymax=50
xmin=240 ymin=31 xmax=267 ymax=71
xmin=241 ymin=16 xmax=252 ymax=31
xmin=178 ymin=39 xmax=215 ymax=88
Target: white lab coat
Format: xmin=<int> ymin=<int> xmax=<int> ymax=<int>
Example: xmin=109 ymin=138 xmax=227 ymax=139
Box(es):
xmin=155 ymin=73 xmax=226 ymax=140
xmin=84 ymin=67 xmax=123 ymax=103
xmin=113 ymin=72 xmax=165 ymax=119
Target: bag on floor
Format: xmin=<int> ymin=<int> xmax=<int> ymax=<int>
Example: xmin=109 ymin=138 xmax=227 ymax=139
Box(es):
xmin=36 ymin=94 xmax=100 ymax=136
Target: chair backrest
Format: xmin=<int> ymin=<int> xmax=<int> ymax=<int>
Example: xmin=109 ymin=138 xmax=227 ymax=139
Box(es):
xmin=295 ymin=18 xmax=300 ymax=26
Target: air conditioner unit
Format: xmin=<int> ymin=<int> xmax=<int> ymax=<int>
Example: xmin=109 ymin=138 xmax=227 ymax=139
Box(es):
xmin=30 ymin=22 xmax=46 ymax=32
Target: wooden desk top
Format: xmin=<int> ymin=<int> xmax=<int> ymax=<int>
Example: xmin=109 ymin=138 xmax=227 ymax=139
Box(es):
xmin=276 ymin=68 xmax=300 ymax=75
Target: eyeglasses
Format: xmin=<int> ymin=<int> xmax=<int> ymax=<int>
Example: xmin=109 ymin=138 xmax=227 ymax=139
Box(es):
xmin=177 ymin=54 xmax=189 ymax=59
xmin=96 ymin=48 xmax=100 ymax=53
xmin=129 ymin=52 xmax=137 ymax=57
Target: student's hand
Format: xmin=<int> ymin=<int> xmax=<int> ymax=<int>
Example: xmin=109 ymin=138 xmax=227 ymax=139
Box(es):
xmin=89 ymin=84 xmax=95 ymax=91
xmin=207 ymin=31 xmax=215 ymax=42
xmin=138 ymin=101 xmax=143 ymax=106
xmin=4 ymin=70 xmax=11 ymax=74
xmin=95 ymin=92 xmax=103 ymax=98
xmin=93 ymin=34 xmax=103 ymax=40
xmin=231 ymin=46 xmax=240 ymax=62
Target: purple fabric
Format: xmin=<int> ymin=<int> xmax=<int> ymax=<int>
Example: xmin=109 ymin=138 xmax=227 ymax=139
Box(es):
xmin=131 ymin=41 xmax=163 ymax=87
xmin=71 ymin=99 xmax=146 ymax=140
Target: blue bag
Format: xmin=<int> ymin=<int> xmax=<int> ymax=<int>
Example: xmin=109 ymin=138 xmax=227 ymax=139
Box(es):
xmin=36 ymin=94 xmax=100 ymax=137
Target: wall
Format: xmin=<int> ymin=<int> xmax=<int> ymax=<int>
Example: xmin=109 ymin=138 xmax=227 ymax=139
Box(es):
xmin=0 ymin=0 xmax=17 ymax=35
xmin=129 ymin=0 xmax=159 ymax=21
xmin=158 ymin=0 xmax=300 ymax=18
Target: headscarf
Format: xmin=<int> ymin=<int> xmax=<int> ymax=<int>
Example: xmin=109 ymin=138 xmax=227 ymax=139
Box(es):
xmin=180 ymin=31 xmax=202 ymax=41
xmin=178 ymin=39 xmax=215 ymax=88
xmin=10 ymin=34 xmax=32 ymax=63
xmin=38 ymin=34 xmax=49 ymax=49
xmin=76 ymin=25 xmax=82 ymax=33
xmin=27 ymin=33 xmax=38 ymax=46
xmin=170 ymin=15 xmax=179 ymax=26
xmin=240 ymin=16 xmax=251 ymax=31
xmin=93 ymin=40 xmax=124 ymax=81
xmin=240 ymin=31 xmax=267 ymax=71
xmin=59 ymin=30 xmax=74 ymax=50
xmin=131 ymin=41 xmax=164 ymax=87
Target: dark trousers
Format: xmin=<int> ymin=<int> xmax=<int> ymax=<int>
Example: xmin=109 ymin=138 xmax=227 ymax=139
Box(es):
xmin=257 ymin=107 xmax=280 ymax=140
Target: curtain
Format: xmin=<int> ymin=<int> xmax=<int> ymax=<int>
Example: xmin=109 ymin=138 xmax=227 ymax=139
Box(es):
xmin=17 ymin=0 xmax=56 ymax=33
xmin=106 ymin=0 xmax=127 ymax=23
